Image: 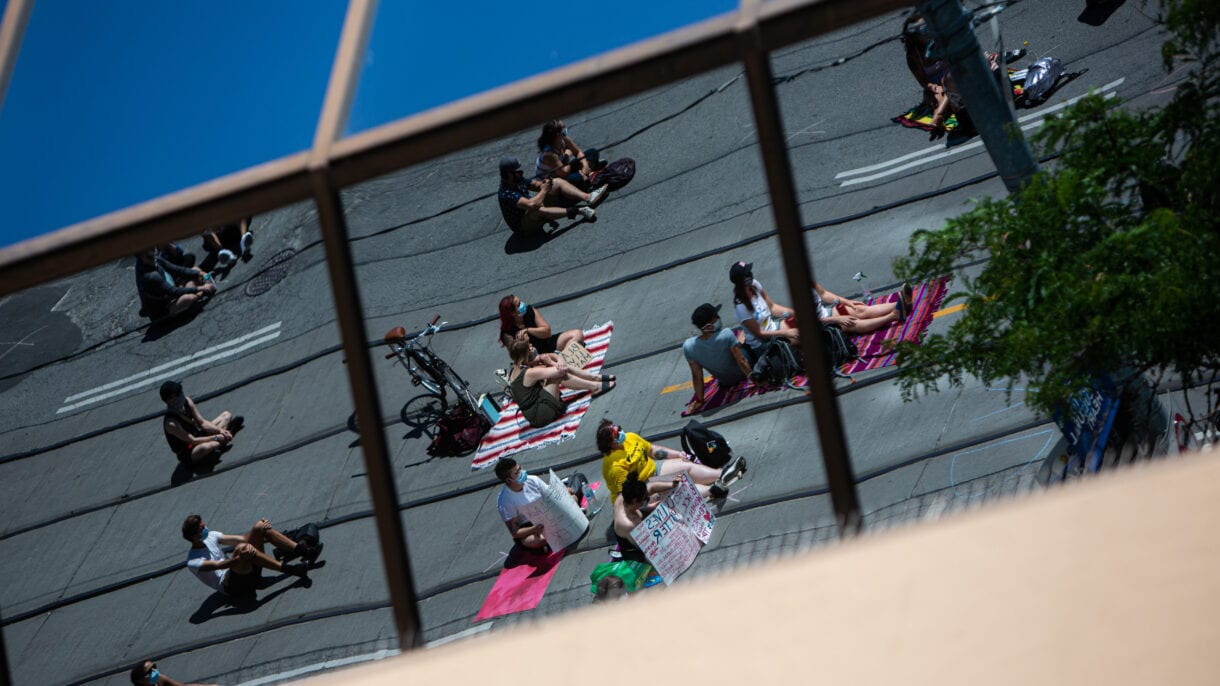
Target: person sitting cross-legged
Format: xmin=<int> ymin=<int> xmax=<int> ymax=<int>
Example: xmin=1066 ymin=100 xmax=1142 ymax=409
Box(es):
xmin=506 ymin=339 xmax=614 ymax=428
xmin=596 ymin=419 xmax=744 ymax=501
xmin=683 ymin=302 xmax=754 ymax=413
xmin=181 ymin=515 xmax=314 ymax=601
xmin=493 ymin=457 xmax=588 ymax=553
xmin=160 ymin=380 xmax=243 ymax=467
xmin=497 ymin=156 xmax=607 ymax=236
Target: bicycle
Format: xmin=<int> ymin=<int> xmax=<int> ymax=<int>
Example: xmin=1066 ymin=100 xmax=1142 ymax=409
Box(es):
xmin=382 ymin=316 xmax=490 ymax=425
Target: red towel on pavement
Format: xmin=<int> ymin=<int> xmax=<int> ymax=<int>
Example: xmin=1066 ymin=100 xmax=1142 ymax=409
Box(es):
xmin=473 ymin=549 xmax=566 ymax=622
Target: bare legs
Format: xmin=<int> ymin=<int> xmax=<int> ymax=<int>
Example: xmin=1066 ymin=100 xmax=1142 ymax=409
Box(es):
xmin=655 ymin=455 xmax=723 ymax=498
xmin=187 ymin=411 xmax=233 ymax=463
xmin=229 ymin=520 xmax=299 ymax=574
xmin=556 ymin=328 xmax=585 ymax=352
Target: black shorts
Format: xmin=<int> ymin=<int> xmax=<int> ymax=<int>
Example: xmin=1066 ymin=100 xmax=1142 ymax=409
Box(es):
xmin=223 ymin=567 xmax=261 ymax=597
xmin=532 ymin=333 xmax=562 ymax=354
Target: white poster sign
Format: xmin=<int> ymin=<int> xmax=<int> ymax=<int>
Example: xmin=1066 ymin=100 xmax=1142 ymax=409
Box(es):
xmin=518 ymin=470 xmax=589 ymax=552
xmin=629 ymin=474 xmax=716 ymax=585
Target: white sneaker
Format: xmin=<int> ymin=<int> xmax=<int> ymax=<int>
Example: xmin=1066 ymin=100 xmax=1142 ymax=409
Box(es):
xmin=216 ymin=249 xmax=237 ymax=269
xmin=240 ymin=231 xmax=254 ymax=257
xmin=587 ymin=185 xmax=608 ymax=207
xmin=577 ymin=207 xmax=596 ymax=221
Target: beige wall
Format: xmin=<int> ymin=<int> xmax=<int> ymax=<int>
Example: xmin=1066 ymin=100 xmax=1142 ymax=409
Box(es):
xmin=308 ymin=451 xmax=1220 ymax=685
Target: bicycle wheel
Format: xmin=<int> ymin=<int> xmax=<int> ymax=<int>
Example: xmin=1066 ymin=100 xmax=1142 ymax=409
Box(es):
xmin=407 ymin=351 xmax=444 ymax=395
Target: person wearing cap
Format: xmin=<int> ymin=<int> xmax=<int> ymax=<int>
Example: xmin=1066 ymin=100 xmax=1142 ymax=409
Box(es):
xmin=160 ymin=380 xmax=243 ymax=467
xmin=729 ymin=261 xmax=800 ymax=362
xmin=134 ymin=248 xmax=215 ymax=320
xmin=497 ymin=155 xmax=607 ymax=235
xmin=683 ymin=303 xmax=753 ymax=413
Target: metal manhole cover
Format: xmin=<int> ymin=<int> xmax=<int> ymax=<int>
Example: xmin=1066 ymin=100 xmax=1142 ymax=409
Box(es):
xmin=245 ymin=248 xmax=296 ymax=297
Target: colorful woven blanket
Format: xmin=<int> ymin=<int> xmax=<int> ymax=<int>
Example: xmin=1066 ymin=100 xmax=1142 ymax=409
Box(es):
xmin=471 ymin=321 xmax=613 ymax=470
xmin=842 ymin=277 xmax=949 ymax=374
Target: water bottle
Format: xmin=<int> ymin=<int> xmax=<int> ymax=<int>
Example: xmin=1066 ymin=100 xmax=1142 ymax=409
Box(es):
xmin=580 ymin=480 xmax=600 ymax=512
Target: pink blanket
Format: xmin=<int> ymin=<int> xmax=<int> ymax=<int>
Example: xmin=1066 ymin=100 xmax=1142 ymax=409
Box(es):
xmin=471 ymin=322 xmax=613 ymax=470
xmin=842 ymin=277 xmax=949 ymax=374
xmin=473 ymin=549 xmax=566 ymax=622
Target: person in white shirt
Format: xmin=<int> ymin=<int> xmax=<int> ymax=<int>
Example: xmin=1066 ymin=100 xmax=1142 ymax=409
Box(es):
xmin=494 ymin=458 xmax=587 ymax=552
xmin=181 ymin=514 xmax=312 ymax=600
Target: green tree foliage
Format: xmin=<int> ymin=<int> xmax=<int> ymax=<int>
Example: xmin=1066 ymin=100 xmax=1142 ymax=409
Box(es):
xmin=892 ymin=0 xmax=1220 ymax=420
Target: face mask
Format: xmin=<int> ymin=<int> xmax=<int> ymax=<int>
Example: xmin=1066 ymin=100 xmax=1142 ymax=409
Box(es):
xmin=712 ymin=319 xmax=723 ymax=333
xmin=613 ymin=426 xmax=626 ymax=443
xmin=517 ymin=302 xmax=527 ymax=316
xmin=198 ymin=527 xmax=210 ymax=541
xmin=516 ymin=469 xmax=528 ymax=484
xmin=147 ymin=668 xmax=161 ymax=685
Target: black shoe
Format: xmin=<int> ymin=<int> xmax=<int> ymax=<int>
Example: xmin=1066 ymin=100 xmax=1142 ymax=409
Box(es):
xmin=709 ymin=482 xmax=729 ymax=499
xmin=302 ymin=542 xmax=324 ymax=565
xmin=229 ymin=415 xmax=245 ymax=434
xmin=281 ymin=562 xmax=310 ymax=578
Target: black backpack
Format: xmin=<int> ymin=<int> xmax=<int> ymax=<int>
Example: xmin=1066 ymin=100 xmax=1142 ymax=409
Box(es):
xmin=427 ymin=407 xmax=491 ymax=457
xmin=821 ymin=324 xmax=859 ymax=372
xmin=590 ymin=158 xmax=635 ymax=191
xmin=680 ymin=419 xmax=733 ymax=469
xmin=276 ymin=522 xmax=322 ymax=563
xmin=751 ymin=338 xmax=802 ymax=387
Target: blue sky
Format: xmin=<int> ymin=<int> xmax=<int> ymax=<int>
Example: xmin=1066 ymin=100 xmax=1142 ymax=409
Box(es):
xmin=0 ymin=0 xmax=734 ymax=249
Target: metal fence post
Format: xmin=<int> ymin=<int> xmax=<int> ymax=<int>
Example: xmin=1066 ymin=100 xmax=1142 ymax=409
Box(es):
xmin=737 ymin=0 xmax=862 ymax=536
xmin=916 ymin=0 xmax=1039 ymax=193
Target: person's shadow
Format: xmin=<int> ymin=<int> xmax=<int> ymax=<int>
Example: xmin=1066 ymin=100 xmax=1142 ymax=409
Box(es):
xmin=188 ymin=565 xmax=323 ymax=624
xmin=170 ymin=452 xmax=222 ymax=487
xmin=141 ymin=305 xmax=204 ymax=343
xmin=1078 ymin=0 xmax=1126 ymax=26
xmin=503 ymin=216 xmax=595 ymax=254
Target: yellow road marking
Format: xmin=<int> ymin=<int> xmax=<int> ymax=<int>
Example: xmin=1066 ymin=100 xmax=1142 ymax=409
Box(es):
xmin=933 ymin=302 xmax=966 ymax=318
xmin=661 ymin=303 xmax=965 ymax=396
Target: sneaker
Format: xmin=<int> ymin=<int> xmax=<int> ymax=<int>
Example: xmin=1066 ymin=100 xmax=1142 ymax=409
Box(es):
xmin=587 ymin=185 xmax=609 ymax=208
xmin=240 ymin=231 xmax=254 ymax=257
xmin=609 ymin=544 xmax=622 ymax=560
xmin=216 ymin=249 xmax=237 ymax=269
xmin=709 ymin=482 xmax=729 ymax=499
xmin=577 ymin=207 xmax=596 ymax=222
xmin=719 ymin=454 xmax=748 ymax=485
xmin=1003 ymin=48 xmax=1027 ymax=64
xmin=281 ymin=562 xmax=310 ymax=579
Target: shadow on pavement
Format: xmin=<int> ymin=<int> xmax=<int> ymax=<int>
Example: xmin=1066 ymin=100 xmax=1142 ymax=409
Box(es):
xmin=141 ymin=306 xmax=204 ymax=343
xmin=503 ymin=217 xmax=594 ymax=254
xmin=1078 ymin=0 xmax=1126 ymax=26
xmin=188 ymin=568 xmax=320 ymax=624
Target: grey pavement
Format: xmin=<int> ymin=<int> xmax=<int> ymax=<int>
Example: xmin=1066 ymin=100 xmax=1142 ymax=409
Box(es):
xmin=0 ymin=2 xmax=1176 ymax=684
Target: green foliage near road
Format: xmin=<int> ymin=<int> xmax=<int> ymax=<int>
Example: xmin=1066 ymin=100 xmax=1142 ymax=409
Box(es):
xmin=892 ymin=0 xmax=1220 ymax=421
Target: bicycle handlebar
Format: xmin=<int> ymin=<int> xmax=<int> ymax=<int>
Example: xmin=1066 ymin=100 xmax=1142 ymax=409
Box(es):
xmin=431 ymin=314 xmax=441 ymax=326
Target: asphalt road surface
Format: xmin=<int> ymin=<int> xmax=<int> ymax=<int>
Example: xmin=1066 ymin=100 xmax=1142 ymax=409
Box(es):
xmin=0 ymin=2 xmax=1177 ymax=683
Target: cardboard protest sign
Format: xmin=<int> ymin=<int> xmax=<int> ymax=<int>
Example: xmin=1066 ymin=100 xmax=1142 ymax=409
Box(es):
xmin=629 ymin=474 xmax=716 ymax=585
xmin=560 ymin=339 xmax=592 ymax=370
xmin=518 ymin=470 xmax=589 ymax=552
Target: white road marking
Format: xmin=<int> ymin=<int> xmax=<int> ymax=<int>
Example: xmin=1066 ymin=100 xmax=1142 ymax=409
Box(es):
xmin=835 ymin=78 xmax=1125 ymax=186
xmin=0 ymin=326 xmax=46 ymax=363
xmin=56 ymin=322 xmax=281 ymax=414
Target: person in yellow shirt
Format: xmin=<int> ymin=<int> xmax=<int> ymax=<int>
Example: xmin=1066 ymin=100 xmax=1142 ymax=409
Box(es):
xmin=596 ymin=419 xmax=745 ymax=500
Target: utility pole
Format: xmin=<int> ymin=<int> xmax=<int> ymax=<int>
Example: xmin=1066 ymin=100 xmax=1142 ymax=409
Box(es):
xmin=916 ymin=0 xmax=1039 ymax=193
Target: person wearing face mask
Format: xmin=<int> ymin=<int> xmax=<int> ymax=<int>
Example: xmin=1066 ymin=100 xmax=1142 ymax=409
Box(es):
xmin=160 ymin=380 xmax=243 ymax=467
xmin=683 ymin=303 xmax=754 ymax=413
xmin=729 ymin=261 xmax=801 ymax=365
xmin=596 ymin=419 xmax=744 ymax=501
xmin=535 ymin=118 xmax=600 ymax=188
xmin=497 ymin=293 xmax=584 ymax=355
xmin=181 ymin=514 xmax=313 ymax=601
xmin=493 ymin=457 xmax=588 ymax=552
xmin=507 ymin=339 xmax=614 ymax=428
xmin=129 ymin=659 xmax=217 ymax=686
xmin=497 ymin=156 xmax=606 ymax=236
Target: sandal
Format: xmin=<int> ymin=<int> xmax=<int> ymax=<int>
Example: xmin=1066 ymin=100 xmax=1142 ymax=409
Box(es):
xmin=895 ymin=297 xmax=908 ymax=324
xmin=593 ymin=378 xmax=616 ymax=397
xmin=600 ymin=374 xmax=616 ymax=383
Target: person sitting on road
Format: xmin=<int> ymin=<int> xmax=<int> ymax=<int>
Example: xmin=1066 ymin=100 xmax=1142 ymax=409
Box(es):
xmin=535 ymin=118 xmax=599 ymax=188
xmin=813 ymin=281 xmax=912 ymax=335
xmin=494 ymin=457 xmax=588 ymax=552
xmin=497 ymin=156 xmax=607 ymax=236
xmin=498 ymin=293 xmax=584 ymax=355
xmin=129 ymin=660 xmax=217 ymax=686
xmin=135 ymin=248 xmax=216 ymax=320
xmin=507 ymin=339 xmax=614 ymax=428
xmin=181 ymin=515 xmax=314 ymax=600
xmin=596 ymin=419 xmax=743 ymax=501
xmin=201 ymin=217 xmax=253 ymax=270
xmin=729 ymin=261 xmax=800 ymax=364
xmin=612 ymin=470 xmax=682 ymax=564
xmin=160 ymin=380 xmax=243 ymax=467
xmin=683 ymin=302 xmax=754 ymax=413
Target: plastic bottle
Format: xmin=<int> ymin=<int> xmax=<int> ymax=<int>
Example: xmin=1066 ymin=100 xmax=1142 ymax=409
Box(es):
xmin=580 ymin=480 xmax=600 ymax=512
